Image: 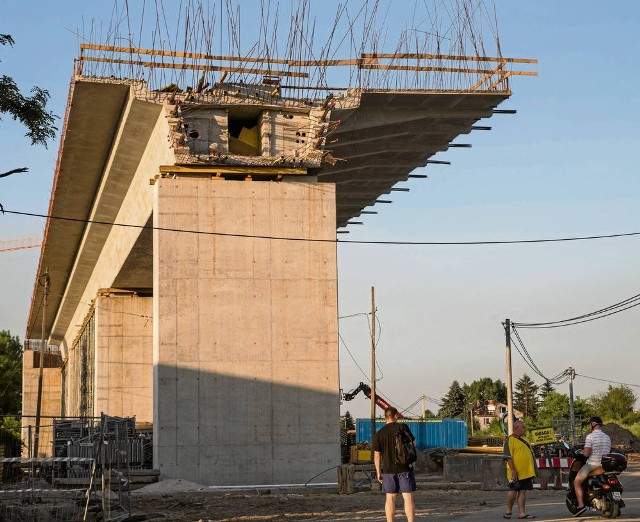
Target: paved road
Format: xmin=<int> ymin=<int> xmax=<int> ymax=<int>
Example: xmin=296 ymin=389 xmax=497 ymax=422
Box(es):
xmin=439 ymin=462 xmax=640 ymax=521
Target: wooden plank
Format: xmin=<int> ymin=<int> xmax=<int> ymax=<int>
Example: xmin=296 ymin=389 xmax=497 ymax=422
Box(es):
xmin=359 ymin=63 xmax=537 ymax=75
xmin=159 ymin=165 xmax=308 ymax=176
xmin=470 ymin=62 xmax=506 ymax=92
xmin=79 ymin=56 xmax=309 ymax=78
xmin=361 ymin=52 xmax=538 ymax=64
xmin=79 ymin=44 xmax=537 ymax=68
xmin=80 ymin=44 xmax=357 ymax=67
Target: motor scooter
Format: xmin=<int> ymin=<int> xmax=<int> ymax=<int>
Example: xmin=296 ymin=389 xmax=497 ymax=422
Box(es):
xmin=564 ymin=445 xmax=626 ymax=518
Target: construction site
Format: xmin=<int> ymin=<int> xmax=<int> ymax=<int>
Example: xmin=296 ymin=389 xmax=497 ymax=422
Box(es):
xmin=1 ymin=1 xmax=538 ymax=520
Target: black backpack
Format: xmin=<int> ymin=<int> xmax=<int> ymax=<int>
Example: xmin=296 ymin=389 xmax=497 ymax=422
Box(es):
xmin=394 ymin=427 xmax=417 ymax=466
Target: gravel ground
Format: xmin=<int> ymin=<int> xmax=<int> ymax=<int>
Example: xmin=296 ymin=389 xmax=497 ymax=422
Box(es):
xmin=130 ymin=482 xmax=565 ymax=521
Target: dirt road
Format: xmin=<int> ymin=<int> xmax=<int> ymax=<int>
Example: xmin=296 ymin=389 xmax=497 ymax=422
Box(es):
xmin=131 ymin=484 xmax=565 ymax=521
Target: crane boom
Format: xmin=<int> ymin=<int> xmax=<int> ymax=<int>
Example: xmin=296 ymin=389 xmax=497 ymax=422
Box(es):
xmin=342 ymin=382 xmax=405 ymax=418
xmin=0 ymin=237 xmax=42 ymax=252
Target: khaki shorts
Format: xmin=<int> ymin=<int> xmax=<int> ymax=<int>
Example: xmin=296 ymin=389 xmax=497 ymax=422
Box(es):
xmin=576 ymin=463 xmax=603 ymax=482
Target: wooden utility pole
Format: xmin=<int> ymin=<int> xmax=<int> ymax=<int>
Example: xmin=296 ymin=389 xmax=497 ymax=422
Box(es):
xmin=370 ymin=286 xmax=376 ymax=461
xmin=504 ymin=319 xmax=514 ymax=435
xmin=33 ymin=268 xmax=49 ymax=458
xmin=568 ymin=367 xmax=576 ymax=444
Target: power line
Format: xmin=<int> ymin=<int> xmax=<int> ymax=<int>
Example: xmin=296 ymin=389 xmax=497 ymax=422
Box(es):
xmin=509 ymin=324 xmax=569 ymax=385
xmin=338 ymin=333 xmax=369 ymax=380
xmin=520 ymin=301 xmax=640 ymax=329
xmin=513 ymin=292 xmax=640 ymax=329
xmin=338 ymin=312 xmax=371 ymax=320
xmin=575 ymin=373 xmax=640 ymax=389
xmin=5 ymin=207 xmax=640 ymax=246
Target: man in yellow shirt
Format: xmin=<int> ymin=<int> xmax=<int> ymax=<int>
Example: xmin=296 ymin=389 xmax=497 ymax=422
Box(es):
xmin=503 ymin=420 xmax=536 ymax=519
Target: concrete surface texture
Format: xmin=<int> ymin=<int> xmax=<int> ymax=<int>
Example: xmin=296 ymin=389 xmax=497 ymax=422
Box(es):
xmin=21 ymin=350 xmax=61 ymax=457
xmin=153 ymin=178 xmax=339 ymax=485
xmin=95 ymin=293 xmax=153 ymax=423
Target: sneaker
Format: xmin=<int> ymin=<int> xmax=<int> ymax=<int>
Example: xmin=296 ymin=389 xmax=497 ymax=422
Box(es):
xmin=573 ymin=506 xmax=588 ymax=517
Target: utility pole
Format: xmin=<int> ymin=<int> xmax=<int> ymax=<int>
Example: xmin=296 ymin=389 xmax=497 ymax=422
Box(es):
xmin=568 ymin=367 xmax=576 ymax=444
xmin=504 ymin=319 xmax=514 ymax=435
xmin=421 ymin=395 xmax=427 ymax=419
xmin=34 ymin=267 xmax=49 ymax=458
xmin=370 ymin=286 xmax=376 ymax=461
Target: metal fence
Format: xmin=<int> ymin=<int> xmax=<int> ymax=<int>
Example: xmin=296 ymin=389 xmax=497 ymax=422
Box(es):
xmin=0 ymin=414 xmax=149 ymax=521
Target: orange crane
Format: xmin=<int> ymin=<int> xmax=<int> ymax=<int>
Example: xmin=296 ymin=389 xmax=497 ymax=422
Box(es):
xmin=0 ymin=237 xmax=42 ymax=252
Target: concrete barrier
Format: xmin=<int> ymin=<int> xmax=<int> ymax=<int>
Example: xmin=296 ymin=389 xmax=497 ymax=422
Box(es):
xmin=443 ymin=455 xmax=504 ymax=483
xmin=481 ymin=457 xmax=509 ymax=490
xmin=443 ymin=454 xmax=573 ymax=491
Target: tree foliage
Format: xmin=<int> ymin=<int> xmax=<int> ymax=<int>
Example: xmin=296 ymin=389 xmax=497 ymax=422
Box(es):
xmin=0 ymin=330 xmax=22 ymax=416
xmin=536 ymin=391 xmax=592 ymax=428
xmin=1 ymin=33 xmax=57 ymax=178
xmin=514 ymin=373 xmax=539 ymax=419
xmin=590 ymin=385 xmax=637 ymax=422
xmin=464 ymin=377 xmax=507 ymax=406
xmin=0 ymin=330 xmax=22 ymax=439
xmin=538 ymin=379 xmax=555 ymax=401
xmin=438 ymin=380 xmax=467 ymax=418
xmin=341 ymin=411 xmax=355 ymax=430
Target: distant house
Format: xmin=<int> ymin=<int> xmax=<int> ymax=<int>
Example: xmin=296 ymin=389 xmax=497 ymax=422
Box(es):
xmin=473 ymin=400 xmax=523 ymax=431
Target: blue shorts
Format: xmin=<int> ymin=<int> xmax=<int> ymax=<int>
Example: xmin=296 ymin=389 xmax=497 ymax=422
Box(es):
xmin=381 ymin=470 xmax=416 ymax=494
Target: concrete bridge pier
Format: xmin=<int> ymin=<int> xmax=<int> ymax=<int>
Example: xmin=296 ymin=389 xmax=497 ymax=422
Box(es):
xmin=152 ymin=178 xmax=340 ymax=485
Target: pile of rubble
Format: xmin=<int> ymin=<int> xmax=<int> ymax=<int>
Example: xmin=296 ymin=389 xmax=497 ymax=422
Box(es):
xmin=602 ymin=423 xmax=640 ymax=457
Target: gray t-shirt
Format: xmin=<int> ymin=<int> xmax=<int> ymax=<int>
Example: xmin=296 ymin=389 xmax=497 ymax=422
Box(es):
xmin=584 ymin=429 xmax=611 ymax=466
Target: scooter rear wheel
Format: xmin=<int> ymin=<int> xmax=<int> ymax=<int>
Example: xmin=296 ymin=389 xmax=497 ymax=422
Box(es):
xmin=600 ymin=497 xmax=621 ymax=519
xmin=565 ymin=496 xmax=579 ymax=515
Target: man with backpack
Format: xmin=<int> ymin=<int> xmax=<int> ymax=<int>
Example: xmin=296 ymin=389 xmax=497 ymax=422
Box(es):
xmin=373 ymin=406 xmax=417 ymax=522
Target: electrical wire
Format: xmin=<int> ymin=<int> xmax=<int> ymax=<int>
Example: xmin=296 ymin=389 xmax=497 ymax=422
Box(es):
xmin=575 ymin=373 xmax=640 ymax=389
xmin=5 ymin=207 xmax=640 ymax=246
xmin=509 ymin=324 xmax=569 ymax=386
xmin=514 ymin=301 xmax=640 ymax=329
xmin=338 ymin=333 xmax=369 ymax=381
xmin=338 ymin=312 xmax=371 ymax=320
xmin=513 ymin=292 xmax=640 ymax=328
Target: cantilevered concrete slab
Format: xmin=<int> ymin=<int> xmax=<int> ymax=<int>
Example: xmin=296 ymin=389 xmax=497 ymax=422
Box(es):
xmin=29 ymin=81 xmax=164 ymax=345
xmin=316 ymin=91 xmax=509 ymax=225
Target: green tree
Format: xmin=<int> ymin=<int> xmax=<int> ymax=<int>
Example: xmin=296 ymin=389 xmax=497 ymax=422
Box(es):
xmin=485 ymin=417 xmax=507 ymax=436
xmin=423 ymin=409 xmax=436 ymax=418
xmin=0 ymin=330 xmax=22 ymax=438
xmin=1 ymin=34 xmax=57 ymax=179
xmin=340 ymin=411 xmax=355 ymax=430
xmin=536 ymin=391 xmax=592 ymax=428
xmin=463 ymin=377 xmax=507 ymax=406
xmin=590 ymin=385 xmax=637 ymax=422
xmin=438 ymin=380 xmax=467 ymax=418
xmin=538 ymin=379 xmax=555 ymax=401
xmin=514 ymin=373 xmax=539 ymax=419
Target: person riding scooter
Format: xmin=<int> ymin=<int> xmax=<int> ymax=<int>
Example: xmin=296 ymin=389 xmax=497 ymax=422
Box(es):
xmin=573 ymin=416 xmax=611 ymax=517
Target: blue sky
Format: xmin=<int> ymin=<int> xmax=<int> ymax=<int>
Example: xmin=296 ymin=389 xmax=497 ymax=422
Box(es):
xmin=1 ymin=1 xmax=639 ymax=420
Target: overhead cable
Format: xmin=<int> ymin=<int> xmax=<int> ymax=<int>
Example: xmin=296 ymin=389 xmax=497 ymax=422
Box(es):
xmin=510 ymin=324 xmax=569 ymax=385
xmin=575 ymin=373 xmax=640 ymax=389
xmin=5 ymin=207 xmax=640 ymax=246
xmin=513 ymin=292 xmax=640 ymax=329
xmin=338 ymin=333 xmax=369 ymax=381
